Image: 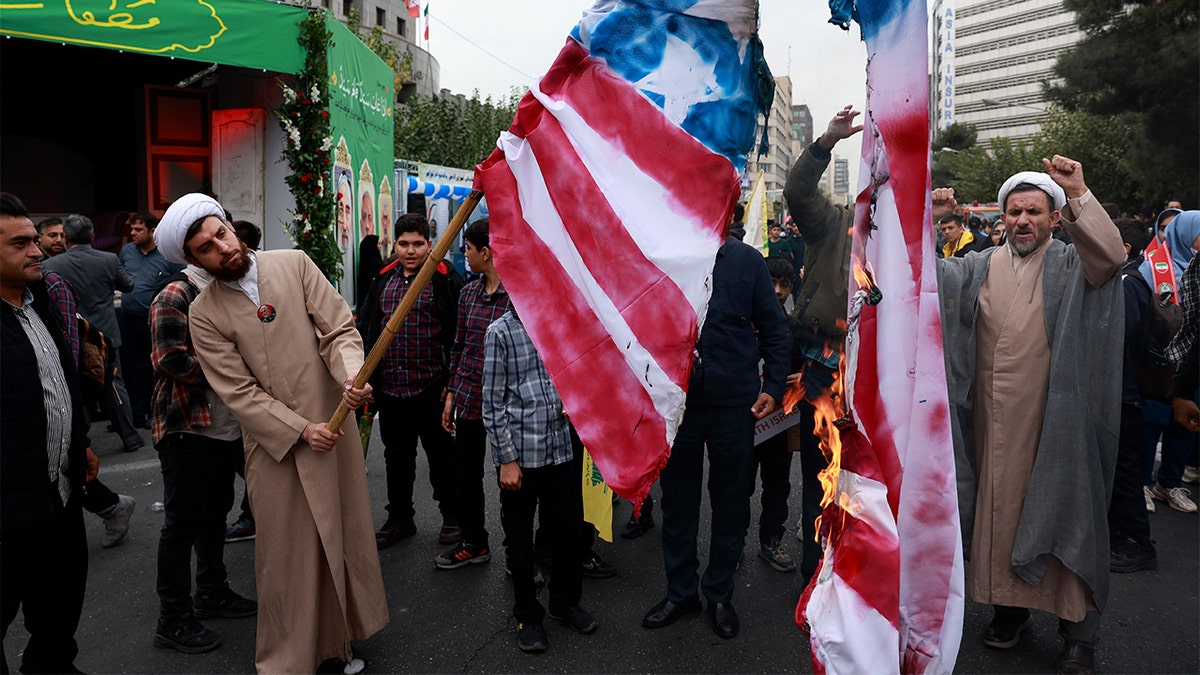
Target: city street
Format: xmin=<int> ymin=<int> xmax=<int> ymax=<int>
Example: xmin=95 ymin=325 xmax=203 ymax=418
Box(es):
xmin=7 ymin=421 xmax=1197 ymax=674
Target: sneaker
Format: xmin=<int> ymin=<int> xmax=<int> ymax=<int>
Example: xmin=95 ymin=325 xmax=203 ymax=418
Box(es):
xmin=435 ymin=542 xmax=491 ymax=570
xmin=581 ymin=550 xmax=617 ymax=579
xmin=504 ymin=557 xmax=545 ymax=589
xmin=1150 ymin=483 xmax=1198 ymax=513
xmin=438 ymin=522 xmax=462 ymax=545
xmin=316 ymin=657 xmax=366 ymax=675
xmin=1144 ymin=486 xmax=1156 ymax=513
xmin=376 ymin=520 xmax=417 ymax=549
xmin=516 ymin=621 xmax=548 ymax=652
xmin=154 ymin=616 xmax=221 ymax=653
xmin=1183 ymin=465 xmax=1199 ymax=485
xmin=1109 ymin=538 xmax=1158 ymax=573
xmin=193 ymin=586 xmax=258 ymax=619
xmin=225 ymin=516 xmax=256 ymax=542
xmin=759 ymin=537 xmax=797 ymax=572
xmin=547 ymin=604 xmax=598 ymax=634
xmin=101 ymin=494 xmax=136 ymax=548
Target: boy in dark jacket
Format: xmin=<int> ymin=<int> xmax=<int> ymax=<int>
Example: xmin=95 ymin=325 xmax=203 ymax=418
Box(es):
xmin=358 ymin=214 xmax=464 ymax=549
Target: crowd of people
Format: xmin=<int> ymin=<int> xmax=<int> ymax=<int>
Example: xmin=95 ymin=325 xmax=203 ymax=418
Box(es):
xmin=1 ymin=106 xmax=1197 ymax=675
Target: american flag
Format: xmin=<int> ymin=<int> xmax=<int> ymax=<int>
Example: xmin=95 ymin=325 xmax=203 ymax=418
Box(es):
xmin=796 ymin=1 xmax=964 ymax=673
xmin=474 ymin=0 xmax=771 ymax=506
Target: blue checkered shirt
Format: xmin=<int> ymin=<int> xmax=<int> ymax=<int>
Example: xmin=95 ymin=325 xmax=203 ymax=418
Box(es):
xmin=482 ymin=311 xmax=571 ymax=468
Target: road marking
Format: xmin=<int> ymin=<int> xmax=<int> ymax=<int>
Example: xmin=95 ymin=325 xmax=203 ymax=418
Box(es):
xmin=99 ymin=459 xmax=160 ymax=475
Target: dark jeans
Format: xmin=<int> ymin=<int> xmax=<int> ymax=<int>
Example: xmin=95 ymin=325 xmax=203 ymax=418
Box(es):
xmin=798 ymin=399 xmax=826 ymax=580
xmin=231 ymin=442 xmax=253 ymax=523
xmin=104 ymin=353 xmax=140 ymax=448
xmin=118 ymin=310 xmax=153 ymax=419
xmin=453 ymin=417 xmax=489 ymax=548
xmin=753 ymin=431 xmax=793 ymax=544
xmin=1142 ymin=400 xmax=1196 ymax=489
xmin=1109 ymin=404 xmax=1151 ymax=546
xmin=1 ymin=487 xmax=87 ymax=675
xmin=498 ymin=448 xmax=585 ymax=623
xmin=81 ymin=477 xmax=120 ymax=516
xmin=376 ymin=388 xmax=457 ymax=526
xmin=660 ymin=404 xmax=755 ymax=604
xmin=155 ymin=432 xmax=240 ymax=620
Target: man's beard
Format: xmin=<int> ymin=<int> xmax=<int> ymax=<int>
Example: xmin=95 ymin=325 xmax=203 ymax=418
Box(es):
xmin=1009 ymin=228 xmax=1049 ymax=257
xmin=209 ymin=246 xmax=252 ymax=282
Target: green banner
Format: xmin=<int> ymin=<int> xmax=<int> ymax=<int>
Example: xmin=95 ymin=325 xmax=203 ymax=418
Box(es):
xmin=325 ymin=14 xmax=394 ymax=302
xmin=0 ymin=0 xmax=307 ymax=73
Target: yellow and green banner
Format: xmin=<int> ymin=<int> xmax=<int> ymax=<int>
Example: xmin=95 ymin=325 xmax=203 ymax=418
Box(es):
xmin=0 ymin=0 xmax=307 ymax=73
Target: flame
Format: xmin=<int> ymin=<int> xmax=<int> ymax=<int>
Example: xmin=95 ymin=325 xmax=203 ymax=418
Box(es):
xmin=851 ymin=255 xmax=877 ymax=294
xmin=812 ymin=360 xmax=846 ymax=512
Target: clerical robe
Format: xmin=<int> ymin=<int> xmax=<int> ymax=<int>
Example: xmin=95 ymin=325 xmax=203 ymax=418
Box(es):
xmin=190 ymin=250 xmax=387 ymax=673
xmin=939 ymin=196 xmax=1125 ymax=621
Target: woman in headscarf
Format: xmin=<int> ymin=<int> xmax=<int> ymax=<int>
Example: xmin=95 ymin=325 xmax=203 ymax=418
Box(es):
xmin=356 ymin=234 xmax=384 ymax=314
xmin=1138 ymin=210 xmax=1200 ymax=514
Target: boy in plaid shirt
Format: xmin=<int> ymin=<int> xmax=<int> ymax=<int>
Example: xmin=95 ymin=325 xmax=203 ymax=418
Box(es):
xmin=436 ymin=219 xmax=510 ymax=569
xmin=482 ymin=304 xmax=597 ymax=653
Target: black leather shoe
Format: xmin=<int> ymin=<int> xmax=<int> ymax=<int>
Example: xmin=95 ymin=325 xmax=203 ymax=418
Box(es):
xmin=621 ymin=496 xmax=655 ymax=539
xmin=982 ymin=607 xmax=1032 ymax=649
xmin=1056 ymin=642 xmax=1095 ymax=674
xmin=708 ymin=601 xmax=739 ymax=639
xmin=642 ymin=595 xmax=701 ymax=629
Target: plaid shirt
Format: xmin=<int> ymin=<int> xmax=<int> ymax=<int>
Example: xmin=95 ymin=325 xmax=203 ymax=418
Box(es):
xmin=377 ymin=271 xmax=445 ymax=398
xmin=1166 ymin=255 xmax=1199 ymax=368
xmin=482 ymin=311 xmax=572 ymax=468
xmin=446 ymin=279 xmax=511 ymax=419
xmin=44 ymin=271 xmax=80 ymax=368
xmin=150 ymin=276 xmax=211 ymax=444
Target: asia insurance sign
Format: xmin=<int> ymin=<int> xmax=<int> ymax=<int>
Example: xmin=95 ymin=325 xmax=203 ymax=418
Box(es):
xmin=939 ymin=0 xmax=955 ymax=130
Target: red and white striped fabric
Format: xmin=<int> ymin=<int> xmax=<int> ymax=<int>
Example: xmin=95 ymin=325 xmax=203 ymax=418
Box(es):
xmin=797 ymin=1 xmax=964 ymax=673
xmin=474 ymin=25 xmax=753 ymax=503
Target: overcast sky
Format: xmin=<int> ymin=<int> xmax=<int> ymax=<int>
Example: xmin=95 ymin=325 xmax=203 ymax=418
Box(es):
xmin=427 ymin=1 xmax=872 ymax=182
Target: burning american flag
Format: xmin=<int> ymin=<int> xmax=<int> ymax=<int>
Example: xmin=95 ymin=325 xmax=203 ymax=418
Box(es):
xmin=795 ymin=1 xmax=965 ymax=674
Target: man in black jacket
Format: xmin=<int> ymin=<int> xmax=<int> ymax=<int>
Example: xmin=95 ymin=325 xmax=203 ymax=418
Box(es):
xmin=641 ymin=229 xmax=790 ymax=640
xmin=358 ymin=213 xmax=464 ymax=549
xmin=0 ymin=192 xmax=91 ymax=674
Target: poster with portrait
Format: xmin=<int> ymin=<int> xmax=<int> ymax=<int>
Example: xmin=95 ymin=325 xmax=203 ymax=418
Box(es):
xmin=378 ymin=175 xmax=393 ymax=256
xmin=357 ymin=160 xmax=376 ymax=244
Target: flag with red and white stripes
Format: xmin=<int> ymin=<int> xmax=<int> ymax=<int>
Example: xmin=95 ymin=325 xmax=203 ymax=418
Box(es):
xmin=405 ymin=0 xmax=420 ymax=19
xmin=796 ymin=1 xmax=964 ymax=673
xmin=474 ymin=0 xmax=770 ymax=505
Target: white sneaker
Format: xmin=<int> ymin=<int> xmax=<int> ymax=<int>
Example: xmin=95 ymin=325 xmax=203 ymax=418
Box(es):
xmin=102 ymin=494 xmax=136 ymax=548
xmin=343 ymin=657 xmax=366 ymax=675
xmin=1151 ymin=483 xmax=1198 ymax=513
xmin=1144 ymin=486 xmax=1156 ymax=513
xmin=1183 ymin=465 xmax=1199 ymax=484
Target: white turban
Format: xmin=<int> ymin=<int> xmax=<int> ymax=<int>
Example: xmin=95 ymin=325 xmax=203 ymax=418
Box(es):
xmin=997 ymin=172 xmax=1066 ymax=212
xmin=155 ymin=193 xmax=225 ymax=264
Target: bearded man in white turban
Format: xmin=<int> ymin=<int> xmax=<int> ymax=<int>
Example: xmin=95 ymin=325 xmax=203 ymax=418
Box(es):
xmin=933 ymin=156 xmax=1125 ymax=675
xmin=155 ymin=194 xmax=387 ymax=674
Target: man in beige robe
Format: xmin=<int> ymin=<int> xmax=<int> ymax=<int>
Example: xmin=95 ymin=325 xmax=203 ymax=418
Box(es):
xmin=155 ymin=194 xmax=387 ymax=674
xmin=935 ymin=156 xmax=1125 ymax=675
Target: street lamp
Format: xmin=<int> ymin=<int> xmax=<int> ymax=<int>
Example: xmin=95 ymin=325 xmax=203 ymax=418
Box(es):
xmin=981 ymin=97 xmax=1047 ymax=113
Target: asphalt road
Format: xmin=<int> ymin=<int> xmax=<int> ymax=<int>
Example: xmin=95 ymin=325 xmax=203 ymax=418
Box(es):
xmin=6 ymin=421 xmax=1197 ymax=674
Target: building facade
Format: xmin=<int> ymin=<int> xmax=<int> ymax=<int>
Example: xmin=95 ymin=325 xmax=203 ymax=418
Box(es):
xmin=745 ymin=75 xmax=794 ymax=220
xmin=931 ymin=0 xmax=1080 ymax=143
xmin=322 ymin=0 xmax=440 ymax=101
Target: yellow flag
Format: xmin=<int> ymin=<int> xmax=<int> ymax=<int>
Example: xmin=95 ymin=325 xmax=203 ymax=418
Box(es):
xmin=582 ymin=448 xmax=613 ymax=542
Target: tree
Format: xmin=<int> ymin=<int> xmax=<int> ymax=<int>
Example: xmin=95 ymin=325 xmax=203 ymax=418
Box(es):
xmin=393 ymin=90 xmax=521 ymax=169
xmin=931 ymin=122 xmax=978 ymax=190
xmin=1046 ymin=0 xmax=1199 ymax=207
xmin=345 ymin=8 xmax=414 ymax=94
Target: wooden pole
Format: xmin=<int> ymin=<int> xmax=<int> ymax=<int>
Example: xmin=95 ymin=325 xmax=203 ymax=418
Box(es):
xmin=326 ymin=189 xmax=483 ymax=431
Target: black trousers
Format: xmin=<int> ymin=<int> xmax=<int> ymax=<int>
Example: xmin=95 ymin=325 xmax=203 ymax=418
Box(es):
xmin=155 ymin=433 xmax=240 ymax=620
xmin=453 ymin=417 xmax=489 ymax=547
xmin=376 ymin=388 xmax=457 ymax=526
xmin=80 ymin=477 xmax=120 ymax=515
xmin=498 ymin=449 xmax=585 ymax=623
xmin=753 ymin=431 xmax=793 ymax=544
xmin=118 ymin=310 xmax=153 ymax=419
xmin=660 ymin=404 xmax=756 ymax=604
xmin=797 ymin=399 xmax=826 ymax=580
xmin=1109 ymin=403 xmax=1152 ymax=546
xmin=1 ymin=487 xmax=87 ymax=675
